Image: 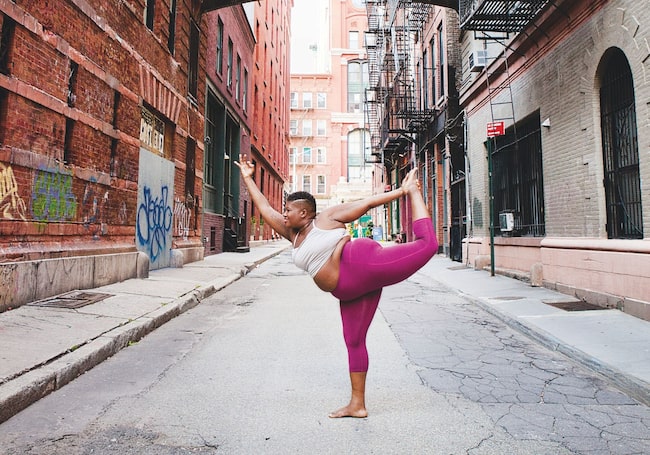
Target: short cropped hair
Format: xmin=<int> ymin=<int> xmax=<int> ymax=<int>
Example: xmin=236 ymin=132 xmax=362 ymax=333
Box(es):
xmin=287 ymin=191 xmax=316 ymax=213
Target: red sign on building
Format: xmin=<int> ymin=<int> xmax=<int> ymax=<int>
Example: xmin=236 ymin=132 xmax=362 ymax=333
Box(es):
xmin=487 ymin=121 xmax=505 ymax=137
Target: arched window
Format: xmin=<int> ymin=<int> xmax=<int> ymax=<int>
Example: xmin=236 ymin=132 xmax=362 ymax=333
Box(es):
xmin=599 ymin=48 xmax=643 ymax=239
xmin=347 ymin=60 xmax=368 ymax=113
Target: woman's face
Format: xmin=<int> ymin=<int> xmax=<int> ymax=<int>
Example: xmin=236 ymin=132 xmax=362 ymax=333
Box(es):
xmin=284 ymin=201 xmax=305 ymax=228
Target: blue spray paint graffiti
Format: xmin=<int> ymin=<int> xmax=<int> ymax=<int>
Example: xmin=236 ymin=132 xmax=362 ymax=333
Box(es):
xmin=31 ymin=168 xmax=77 ymax=221
xmin=136 ymin=148 xmax=175 ymax=269
xmin=136 ymin=185 xmax=173 ymax=262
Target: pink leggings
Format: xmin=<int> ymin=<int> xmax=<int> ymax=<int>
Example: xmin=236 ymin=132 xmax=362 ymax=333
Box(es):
xmin=331 ymin=218 xmax=437 ymax=372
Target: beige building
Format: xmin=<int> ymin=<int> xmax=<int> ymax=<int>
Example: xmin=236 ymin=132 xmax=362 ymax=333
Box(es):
xmin=458 ymin=0 xmax=650 ymax=320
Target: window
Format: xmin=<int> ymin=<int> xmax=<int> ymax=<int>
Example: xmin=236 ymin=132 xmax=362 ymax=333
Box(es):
xmin=0 ymin=16 xmax=16 ymax=75
xmin=347 ymin=129 xmax=367 ymax=180
xmin=316 ymin=147 xmax=326 ymax=164
xmin=290 ymin=92 xmax=298 ymax=108
xmin=167 ymin=0 xmax=177 ymax=54
xmin=430 ymin=38 xmax=436 ymax=102
xmin=302 ymin=175 xmax=311 ymax=193
xmin=317 ymin=92 xmax=327 ymax=109
xmin=349 ymin=31 xmax=359 ymax=49
xmin=347 ymin=60 xmax=368 ymax=112
xmin=188 ymin=20 xmax=199 ymax=99
xmin=302 ymin=147 xmax=312 ymax=163
xmin=243 ymin=69 xmax=248 ymax=111
xmin=599 ymin=48 xmax=643 ymax=239
xmin=302 ymin=92 xmax=312 ymax=108
xmin=301 ymin=119 xmax=312 ymax=136
xmin=216 ymin=18 xmax=223 ymax=74
xmin=422 ymin=50 xmax=429 ymax=108
xmin=289 ymin=147 xmax=297 ymax=164
xmin=227 ymin=39 xmax=233 ymax=88
xmin=289 ymin=119 xmax=298 ymax=136
xmin=492 ymin=112 xmax=545 ymax=236
xmin=145 ymin=0 xmax=155 ymax=30
xmin=317 ymin=175 xmax=326 ymax=194
xmin=437 ymin=25 xmax=445 ymax=99
xmin=185 ymin=137 xmax=196 ymax=205
xmin=316 ymin=120 xmax=326 ymax=136
xmin=205 ymin=91 xmax=226 ymax=213
xmin=235 ymin=55 xmax=241 ymax=101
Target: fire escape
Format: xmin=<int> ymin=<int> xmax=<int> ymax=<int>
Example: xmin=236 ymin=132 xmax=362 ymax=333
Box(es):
xmin=459 ymin=0 xmax=554 ymax=141
xmin=365 ymin=0 xmax=434 ymax=168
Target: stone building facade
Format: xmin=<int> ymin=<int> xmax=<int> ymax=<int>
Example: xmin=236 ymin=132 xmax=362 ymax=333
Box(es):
xmin=459 ymin=0 xmax=650 ymax=320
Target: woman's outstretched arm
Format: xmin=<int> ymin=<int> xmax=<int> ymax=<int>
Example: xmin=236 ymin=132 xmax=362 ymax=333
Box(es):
xmin=319 ymin=169 xmax=420 ymax=226
xmin=234 ymin=155 xmax=291 ymax=240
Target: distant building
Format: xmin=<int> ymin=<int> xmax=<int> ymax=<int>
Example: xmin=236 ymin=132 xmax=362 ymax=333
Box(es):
xmin=289 ymin=0 xmax=375 ymax=226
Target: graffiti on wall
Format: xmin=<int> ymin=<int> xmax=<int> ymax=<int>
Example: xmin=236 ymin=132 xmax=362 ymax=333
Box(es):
xmin=136 ymin=149 xmax=175 ymax=269
xmin=32 ymin=168 xmax=77 ymax=222
xmin=137 ymin=185 xmax=173 ymax=261
xmin=81 ymin=177 xmax=110 ymax=238
xmin=173 ymin=197 xmax=191 ymax=240
xmin=0 ymin=264 xmax=17 ymax=308
xmin=0 ymin=163 xmax=27 ymax=220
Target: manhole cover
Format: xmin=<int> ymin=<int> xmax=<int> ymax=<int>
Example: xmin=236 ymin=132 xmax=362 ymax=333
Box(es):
xmin=543 ymin=300 xmax=608 ymax=311
xmin=28 ymin=290 xmax=113 ymax=309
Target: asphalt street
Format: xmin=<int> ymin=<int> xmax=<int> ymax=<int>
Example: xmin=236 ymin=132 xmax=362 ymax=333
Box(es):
xmin=0 ymin=250 xmax=648 ymax=454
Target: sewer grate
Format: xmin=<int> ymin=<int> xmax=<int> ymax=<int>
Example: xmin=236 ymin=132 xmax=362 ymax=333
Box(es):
xmin=542 ymin=300 xmax=609 ymax=311
xmin=28 ymin=290 xmax=113 ymax=309
xmin=447 ymin=265 xmax=469 ymax=271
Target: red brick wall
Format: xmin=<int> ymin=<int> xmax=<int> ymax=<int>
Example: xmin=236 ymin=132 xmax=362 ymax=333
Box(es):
xmin=0 ymin=0 xmax=206 ymax=263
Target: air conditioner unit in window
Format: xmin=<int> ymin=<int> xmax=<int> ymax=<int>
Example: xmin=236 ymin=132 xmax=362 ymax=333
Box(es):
xmin=468 ymin=50 xmax=488 ymax=72
xmin=499 ymin=212 xmax=514 ymax=232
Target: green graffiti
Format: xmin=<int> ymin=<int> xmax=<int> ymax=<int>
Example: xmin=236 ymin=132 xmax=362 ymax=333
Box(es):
xmin=32 ymin=169 xmax=77 ymax=221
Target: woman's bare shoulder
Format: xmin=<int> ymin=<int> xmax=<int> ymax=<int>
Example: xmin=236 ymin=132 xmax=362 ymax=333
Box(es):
xmin=315 ymin=211 xmax=346 ymax=230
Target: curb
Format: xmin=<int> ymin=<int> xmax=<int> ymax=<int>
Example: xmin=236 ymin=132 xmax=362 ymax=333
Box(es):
xmin=457 ymin=290 xmax=650 ymax=408
xmin=0 ymin=245 xmax=289 ymax=424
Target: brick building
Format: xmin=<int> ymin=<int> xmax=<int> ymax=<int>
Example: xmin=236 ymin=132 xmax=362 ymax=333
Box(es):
xmin=459 ymin=0 xmax=650 ymax=319
xmin=203 ymin=5 xmax=255 ymax=254
xmin=248 ymin=0 xmax=292 ymax=241
xmin=0 ymin=0 xmax=207 ymax=308
xmin=364 ymin=1 xmax=452 ymax=246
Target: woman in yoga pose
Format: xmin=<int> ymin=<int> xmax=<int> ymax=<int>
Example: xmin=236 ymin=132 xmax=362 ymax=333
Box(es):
xmin=235 ymin=155 xmax=437 ymax=418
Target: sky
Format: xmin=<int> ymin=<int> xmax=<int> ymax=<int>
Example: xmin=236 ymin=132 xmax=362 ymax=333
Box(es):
xmin=290 ymin=0 xmax=329 ymax=73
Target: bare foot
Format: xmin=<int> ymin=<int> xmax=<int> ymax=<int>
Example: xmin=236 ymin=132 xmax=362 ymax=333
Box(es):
xmin=328 ymin=404 xmax=368 ymax=418
xmin=401 ymin=169 xmax=421 ymax=195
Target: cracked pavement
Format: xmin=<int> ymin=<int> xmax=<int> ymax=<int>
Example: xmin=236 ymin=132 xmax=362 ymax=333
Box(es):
xmin=381 ymin=273 xmax=650 ymax=454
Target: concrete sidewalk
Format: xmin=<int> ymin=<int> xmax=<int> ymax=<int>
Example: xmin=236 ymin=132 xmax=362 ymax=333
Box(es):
xmin=1 ymin=244 xmax=649 ymax=425
xmin=418 ymin=256 xmax=650 ymax=407
xmin=0 ymin=240 xmax=291 ymax=424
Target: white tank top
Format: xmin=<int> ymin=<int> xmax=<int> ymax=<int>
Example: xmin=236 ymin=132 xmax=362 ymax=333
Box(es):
xmin=292 ymin=220 xmax=348 ymax=277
